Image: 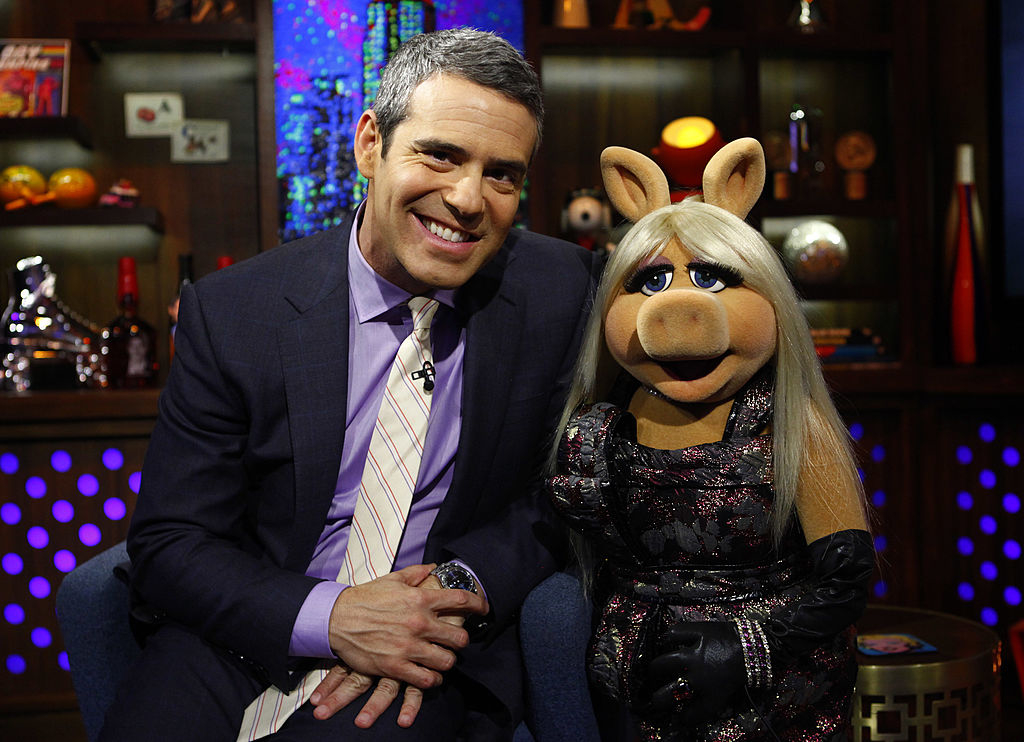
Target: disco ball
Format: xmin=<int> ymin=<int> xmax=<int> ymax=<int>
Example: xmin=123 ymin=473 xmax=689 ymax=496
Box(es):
xmin=782 ymin=220 xmax=849 ymax=283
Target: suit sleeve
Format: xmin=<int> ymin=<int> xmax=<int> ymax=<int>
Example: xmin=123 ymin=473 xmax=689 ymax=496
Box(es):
xmin=127 ymin=282 xmax=320 ymax=688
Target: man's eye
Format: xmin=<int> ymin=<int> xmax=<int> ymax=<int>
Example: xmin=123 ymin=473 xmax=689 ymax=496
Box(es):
xmin=688 ymin=267 xmax=728 ymax=292
xmin=640 ymin=268 xmax=674 ymax=296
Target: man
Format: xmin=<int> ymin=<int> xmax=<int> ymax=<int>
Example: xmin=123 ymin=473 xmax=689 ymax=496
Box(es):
xmin=99 ymin=28 xmax=599 ymax=741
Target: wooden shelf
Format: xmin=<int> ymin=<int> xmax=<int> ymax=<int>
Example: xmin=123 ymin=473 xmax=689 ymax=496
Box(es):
xmin=0 ymin=206 xmax=164 ymax=231
xmin=0 ymin=388 xmax=161 ymax=423
xmin=76 ymin=21 xmax=256 ymax=58
xmin=0 ymin=116 xmax=92 ymax=148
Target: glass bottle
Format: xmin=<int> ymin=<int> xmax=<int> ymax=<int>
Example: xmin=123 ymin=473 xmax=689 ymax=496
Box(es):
xmin=100 ymin=257 xmax=158 ymax=388
xmin=168 ymin=253 xmax=194 ymax=361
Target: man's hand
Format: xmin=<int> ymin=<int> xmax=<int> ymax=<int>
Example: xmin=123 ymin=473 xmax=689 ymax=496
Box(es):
xmin=314 ymin=563 xmax=488 ymax=728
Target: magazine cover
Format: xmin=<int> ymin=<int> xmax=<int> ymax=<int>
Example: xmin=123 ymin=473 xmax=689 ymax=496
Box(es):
xmin=0 ymin=39 xmax=70 ymax=117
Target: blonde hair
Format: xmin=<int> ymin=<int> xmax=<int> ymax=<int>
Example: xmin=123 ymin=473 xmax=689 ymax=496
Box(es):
xmin=554 ymin=199 xmax=864 ymax=543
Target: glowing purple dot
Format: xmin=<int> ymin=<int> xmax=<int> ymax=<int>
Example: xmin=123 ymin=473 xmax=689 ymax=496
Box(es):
xmin=28 ymin=576 xmax=50 ymax=599
xmin=128 ymin=471 xmax=142 ymax=494
xmin=979 ymin=423 xmax=997 ymax=442
xmin=53 ymin=550 xmax=76 ymax=573
xmin=102 ymin=448 xmax=124 ymax=471
xmin=2 ymin=553 xmax=23 ymax=575
xmin=78 ymin=523 xmax=101 ymax=547
xmin=873 ymin=580 xmax=888 ymax=598
xmin=1 ymin=503 xmax=20 ymax=525
xmin=51 ymin=500 xmax=74 ymax=523
xmin=50 ymin=450 xmax=72 ymax=472
xmin=77 ymin=473 xmax=99 ymax=497
xmin=26 ymin=526 xmax=49 ymax=549
xmin=957 ymin=491 xmax=974 ymax=510
xmin=58 ymin=652 xmax=69 ymax=671
xmin=981 ymin=561 xmax=998 ymax=580
xmin=980 ymin=515 xmax=997 ymax=535
xmin=874 ymin=534 xmax=888 ymax=552
xmin=981 ymin=607 xmax=998 ymax=626
xmin=958 ymin=537 xmax=975 ymax=556
xmin=0 ymin=452 xmax=18 ymax=474
xmin=980 ymin=469 xmax=997 ymax=489
xmin=871 ymin=490 xmax=886 ymax=508
xmin=857 ymin=467 xmax=865 ymax=482
xmin=1005 ymin=540 xmax=1022 ymax=560
xmin=958 ymin=582 xmax=975 ymax=601
xmin=871 ymin=444 xmax=885 ymax=462
xmin=848 ymin=422 xmax=864 ymax=441
xmin=4 ymin=603 xmax=25 ymax=624
xmin=1004 ymin=493 xmax=1021 ymax=514
xmin=25 ymin=476 xmax=46 ymax=498
xmin=103 ymin=497 xmax=126 ymax=521
xmin=30 ymin=627 xmax=52 ymax=648
xmin=6 ymin=655 xmax=26 ymax=674
xmin=1004 ymin=447 xmax=1021 ymax=467
xmin=1005 ymin=587 xmax=1022 ymax=606
xmin=956 ymin=446 xmax=973 ymax=465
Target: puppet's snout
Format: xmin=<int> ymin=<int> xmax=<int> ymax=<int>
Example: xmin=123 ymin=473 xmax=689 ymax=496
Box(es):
xmin=636 ymin=289 xmax=730 ymax=361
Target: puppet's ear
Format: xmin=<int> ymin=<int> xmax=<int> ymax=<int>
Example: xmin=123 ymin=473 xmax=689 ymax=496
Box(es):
xmin=600 ymin=146 xmax=671 ymax=224
xmin=701 ymin=137 xmax=766 ymax=219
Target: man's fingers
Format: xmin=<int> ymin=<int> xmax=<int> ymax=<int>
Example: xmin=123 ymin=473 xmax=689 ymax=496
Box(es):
xmin=353 ymin=677 xmax=402 ymax=729
xmin=397 ymin=686 xmax=425 ymax=728
xmin=311 ymin=667 xmax=375 ymax=720
xmin=309 ymin=664 xmax=348 ymax=706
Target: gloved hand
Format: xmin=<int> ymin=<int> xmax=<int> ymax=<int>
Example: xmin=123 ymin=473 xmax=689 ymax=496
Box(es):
xmin=643 ymin=621 xmax=745 ymax=724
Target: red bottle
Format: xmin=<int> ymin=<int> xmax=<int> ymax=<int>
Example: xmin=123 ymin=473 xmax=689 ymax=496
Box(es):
xmin=100 ymin=257 xmax=158 ymax=388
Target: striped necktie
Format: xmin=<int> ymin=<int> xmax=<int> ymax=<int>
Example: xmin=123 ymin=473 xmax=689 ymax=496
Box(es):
xmin=236 ymin=296 xmax=440 ymax=740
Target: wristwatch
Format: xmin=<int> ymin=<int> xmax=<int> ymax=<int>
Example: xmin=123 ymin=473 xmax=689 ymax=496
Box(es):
xmin=430 ymin=561 xmax=479 ymax=594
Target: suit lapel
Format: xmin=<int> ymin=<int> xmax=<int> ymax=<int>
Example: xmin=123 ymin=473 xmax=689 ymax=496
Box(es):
xmin=279 ymin=221 xmax=353 ymax=571
xmin=430 ymin=246 xmax=523 ymax=544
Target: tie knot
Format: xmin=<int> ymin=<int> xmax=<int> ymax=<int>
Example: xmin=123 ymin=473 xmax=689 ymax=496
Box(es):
xmin=408 ymin=296 xmax=439 ymax=334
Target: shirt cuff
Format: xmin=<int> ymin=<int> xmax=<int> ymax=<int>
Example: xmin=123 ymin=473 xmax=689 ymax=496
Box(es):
xmin=288 ymin=580 xmax=347 ymax=658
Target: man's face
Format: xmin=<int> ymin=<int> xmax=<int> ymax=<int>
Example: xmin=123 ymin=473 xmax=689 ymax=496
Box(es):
xmin=354 ymin=74 xmax=537 ymax=294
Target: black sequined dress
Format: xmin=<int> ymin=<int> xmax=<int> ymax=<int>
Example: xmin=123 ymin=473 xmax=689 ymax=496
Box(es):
xmin=547 ymin=372 xmax=857 ymax=741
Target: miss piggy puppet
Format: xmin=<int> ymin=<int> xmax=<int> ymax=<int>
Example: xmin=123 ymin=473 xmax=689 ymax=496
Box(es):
xmin=546 ymin=139 xmax=873 ymax=741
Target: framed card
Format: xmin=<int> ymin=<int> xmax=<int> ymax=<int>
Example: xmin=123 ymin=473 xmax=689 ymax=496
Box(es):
xmin=124 ymin=92 xmax=184 ymax=137
xmin=170 ymin=119 xmax=230 ymax=163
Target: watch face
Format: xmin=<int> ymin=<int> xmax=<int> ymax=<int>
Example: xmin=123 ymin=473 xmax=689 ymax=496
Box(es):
xmin=436 ymin=564 xmax=477 ymax=592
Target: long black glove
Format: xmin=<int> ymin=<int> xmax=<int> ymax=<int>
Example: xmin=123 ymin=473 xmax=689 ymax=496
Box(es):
xmin=646 ymin=528 xmax=874 ymax=718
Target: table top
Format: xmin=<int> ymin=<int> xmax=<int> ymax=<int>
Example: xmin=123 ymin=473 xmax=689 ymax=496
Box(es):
xmin=856 ymin=604 xmax=1000 ymax=667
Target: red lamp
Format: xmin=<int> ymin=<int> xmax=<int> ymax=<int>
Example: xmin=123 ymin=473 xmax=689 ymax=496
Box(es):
xmin=651 ymin=116 xmax=725 ymax=200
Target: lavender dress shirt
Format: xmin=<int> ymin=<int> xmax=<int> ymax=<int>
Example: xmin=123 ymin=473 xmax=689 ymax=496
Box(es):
xmin=288 ymin=215 xmax=466 ymax=658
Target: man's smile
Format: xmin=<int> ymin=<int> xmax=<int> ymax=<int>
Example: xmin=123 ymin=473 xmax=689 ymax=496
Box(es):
xmin=418 ymin=215 xmax=480 ymax=244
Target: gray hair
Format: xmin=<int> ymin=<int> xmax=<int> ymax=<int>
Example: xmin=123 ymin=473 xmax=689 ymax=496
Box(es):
xmin=556 ymin=199 xmax=865 ymax=543
xmin=374 ymin=28 xmax=544 ymax=157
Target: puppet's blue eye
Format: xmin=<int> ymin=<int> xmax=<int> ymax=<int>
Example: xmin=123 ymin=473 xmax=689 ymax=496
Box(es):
xmin=640 ymin=268 xmax=674 ymax=296
xmin=689 ymin=267 xmax=728 ymax=293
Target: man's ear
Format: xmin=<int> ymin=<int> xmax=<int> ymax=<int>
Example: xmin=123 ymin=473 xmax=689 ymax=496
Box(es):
xmin=600 ymin=146 xmax=671 ymax=224
xmin=354 ymin=110 xmax=380 ymax=179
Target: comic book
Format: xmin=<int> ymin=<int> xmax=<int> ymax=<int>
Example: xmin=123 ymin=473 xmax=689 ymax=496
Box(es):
xmin=0 ymin=39 xmax=70 ymax=117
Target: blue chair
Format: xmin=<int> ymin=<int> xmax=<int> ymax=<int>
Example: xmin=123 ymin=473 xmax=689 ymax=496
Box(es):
xmin=55 ymin=544 xmax=597 ymax=741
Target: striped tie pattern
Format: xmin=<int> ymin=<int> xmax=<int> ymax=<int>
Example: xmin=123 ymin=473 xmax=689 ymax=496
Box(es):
xmin=236 ymin=297 xmax=439 ymax=740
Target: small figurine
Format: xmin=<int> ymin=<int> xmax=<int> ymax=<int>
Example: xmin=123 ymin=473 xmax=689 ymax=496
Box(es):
xmin=99 ymin=179 xmax=141 ymax=208
xmin=547 ymin=139 xmax=873 ymax=740
xmin=561 ymin=187 xmax=612 ymax=255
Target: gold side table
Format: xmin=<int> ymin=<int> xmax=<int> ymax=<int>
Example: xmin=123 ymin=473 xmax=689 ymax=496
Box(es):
xmin=853 ymin=605 xmax=1002 ymax=742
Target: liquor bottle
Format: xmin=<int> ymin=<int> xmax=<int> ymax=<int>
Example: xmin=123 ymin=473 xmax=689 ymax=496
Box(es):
xmin=99 ymin=257 xmax=158 ymax=388
xmin=168 ymin=253 xmax=194 ymax=361
xmin=944 ymin=144 xmax=987 ymax=365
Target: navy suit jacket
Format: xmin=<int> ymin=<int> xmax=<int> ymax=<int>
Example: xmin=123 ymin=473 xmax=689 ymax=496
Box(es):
xmin=126 ymin=215 xmax=599 ymax=730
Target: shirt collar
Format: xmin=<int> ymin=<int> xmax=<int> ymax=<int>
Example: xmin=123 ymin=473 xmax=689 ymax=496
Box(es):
xmin=348 ymin=202 xmax=456 ymax=324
